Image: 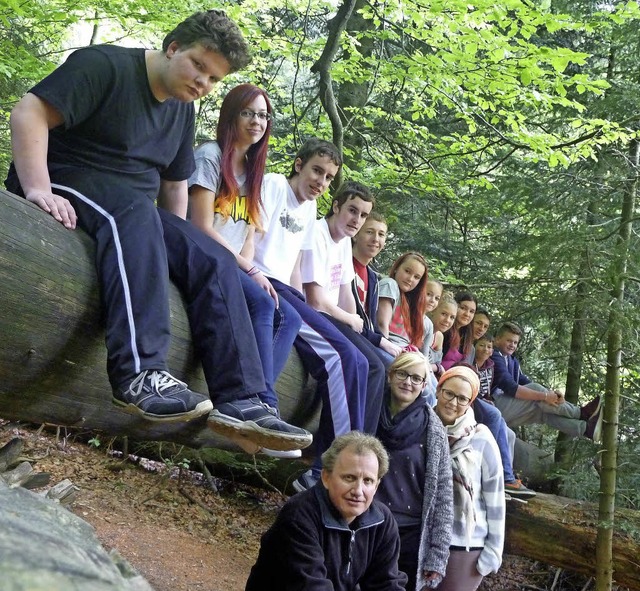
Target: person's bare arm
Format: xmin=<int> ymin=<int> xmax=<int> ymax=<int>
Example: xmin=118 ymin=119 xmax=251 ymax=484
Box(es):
xmin=376 ymin=298 xmax=393 ymax=338
xmin=337 ymin=282 xmax=357 ymax=314
xmin=290 ymin=252 xmax=304 ymax=292
xmin=380 ymin=337 xmax=402 ymax=357
xmin=189 ymin=184 xmax=278 ymax=305
xmin=304 ymin=282 xmax=363 ymax=332
xmin=158 ymin=179 xmax=189 ymax=219
xmin=240 ymin=226 xmax=256 ymax=261
xmin=10 ymin=93 xmax=77 ymax=229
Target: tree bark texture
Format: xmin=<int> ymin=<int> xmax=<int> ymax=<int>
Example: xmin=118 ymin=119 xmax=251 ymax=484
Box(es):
xmin=0 ymin=188 xmax=318 ymax=450
xmin=596 ymin=138 xmax=639 ymax=591
xmin=506 ymin=493 xmax=640 ymax=590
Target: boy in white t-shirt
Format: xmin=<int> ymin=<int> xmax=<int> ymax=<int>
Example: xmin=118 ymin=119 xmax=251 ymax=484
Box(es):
xmin=300 ymin=182 xmax=391 ymax=467
xmin=253 ymin=141 xmax=378 ymax=491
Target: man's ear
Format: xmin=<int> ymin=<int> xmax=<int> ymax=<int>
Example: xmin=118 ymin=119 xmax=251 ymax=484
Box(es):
xmin=294 ymin=158 xmax=303 ymax=174
xmin=320 ymin=469 xmax=330 ymax=489
xmin=332 ymin=200 xmax=340 ymax=216
xmin=165 ymin=40 xmax=180 ymax=58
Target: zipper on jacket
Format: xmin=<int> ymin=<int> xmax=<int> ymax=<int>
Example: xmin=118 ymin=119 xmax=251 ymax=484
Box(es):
xmin=347 ymin=530 xmax=356 ymax=575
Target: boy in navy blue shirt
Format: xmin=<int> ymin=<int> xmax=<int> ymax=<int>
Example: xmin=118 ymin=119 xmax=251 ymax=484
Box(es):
xmin=491 ymin=321 xmax=602 ymax=443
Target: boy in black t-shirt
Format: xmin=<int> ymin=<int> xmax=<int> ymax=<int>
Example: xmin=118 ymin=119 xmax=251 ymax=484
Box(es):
xmin=5 ymin=11 xmax=311 ymax=453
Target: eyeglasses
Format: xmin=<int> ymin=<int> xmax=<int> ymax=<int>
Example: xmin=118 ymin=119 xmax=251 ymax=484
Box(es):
xmin=439 ymin=388 xmax=472 ymax=407
xmin=393 ymin=370 xmax=426 ymax=386
xmin=239 ymin=109 xmax=272 ymax=121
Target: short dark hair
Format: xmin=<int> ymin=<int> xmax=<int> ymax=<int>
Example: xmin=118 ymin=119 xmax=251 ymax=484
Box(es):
xmin=496 ymin=321 xmax=523 ymax=338
xmin=162 ymin=11 xmax=251 ymax=72
xmin=322 ymin=431 xmax=389 ymax=479
xmin=288 ymin=138 xmax=342 ymax=178
xmin=477 ymin=333 xmax=494 ymax=343
xmin=325 ymin=181 xmax=374 ymax=218
xmin=475 ymin=307 xmax=491 ymax=322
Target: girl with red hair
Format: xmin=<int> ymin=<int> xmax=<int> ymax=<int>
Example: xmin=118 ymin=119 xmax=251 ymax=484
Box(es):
xmin=188 ymin=85 xmax=304 ymax=456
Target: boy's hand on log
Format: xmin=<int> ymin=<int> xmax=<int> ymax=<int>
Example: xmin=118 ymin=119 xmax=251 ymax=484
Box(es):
xmin=26 ymin=189 xmax=77 ymax=229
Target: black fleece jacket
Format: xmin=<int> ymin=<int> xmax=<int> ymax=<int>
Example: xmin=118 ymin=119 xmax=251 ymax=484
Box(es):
xmin=245 ymin=483 xmax=407 ymax=590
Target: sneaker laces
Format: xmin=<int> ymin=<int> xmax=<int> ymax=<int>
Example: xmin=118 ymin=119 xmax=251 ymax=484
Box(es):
xmin=128 ymin=370 xmax=186 ymax=396
xmin=150 ymin=370 xmax=187 ymax=393
xmin=263 ymin=404 xmax=280 ymax=418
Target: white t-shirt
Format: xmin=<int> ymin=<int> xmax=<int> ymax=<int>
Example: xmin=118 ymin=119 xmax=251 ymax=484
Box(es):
xmin=300 ymin=218 xmax=355 ymax=307
xmin=253 ymin=173 xmax=317 ymax=284
xmin=188 ymin=141 xmax=249 ymax=254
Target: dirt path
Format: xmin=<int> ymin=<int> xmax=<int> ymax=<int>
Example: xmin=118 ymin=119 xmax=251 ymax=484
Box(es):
xmin=0 ymin=420 xmax=597 ymax=591
xmin=0 ymin=421 xmax=281 ymax=591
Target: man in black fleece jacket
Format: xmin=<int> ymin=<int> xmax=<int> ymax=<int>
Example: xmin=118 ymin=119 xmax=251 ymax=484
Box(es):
xmin=246 ymin=431 xmax=407 ymax=590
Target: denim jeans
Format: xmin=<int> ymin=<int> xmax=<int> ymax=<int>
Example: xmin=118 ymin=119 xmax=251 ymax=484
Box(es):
xmin=239 ymin=270 xmax=302 ymax=409
xmin=473 ymin=398 xmax=516 ymax=483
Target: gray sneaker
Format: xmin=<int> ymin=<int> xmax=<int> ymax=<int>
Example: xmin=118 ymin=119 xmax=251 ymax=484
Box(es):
xmin=208 ymin=397 xmax=313 ymax=451
xmin=504 ymin=479 xmax=537 ymax=500
xmin=113 ymin=370 xmax=212 ymax=423
xmin=292 ymin=469 xmax=319 ymax=493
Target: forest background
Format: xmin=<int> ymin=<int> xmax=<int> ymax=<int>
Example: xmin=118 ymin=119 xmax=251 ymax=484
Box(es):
xmin=1 ymin=0 xmax=640 ymax=579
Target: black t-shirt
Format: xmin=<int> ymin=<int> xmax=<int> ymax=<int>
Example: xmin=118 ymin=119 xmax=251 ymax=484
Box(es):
xmin=7 ymin=45 xmax=195 ymax=198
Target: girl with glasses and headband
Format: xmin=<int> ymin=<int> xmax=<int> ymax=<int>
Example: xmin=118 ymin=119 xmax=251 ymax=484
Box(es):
xmin=376 ymin=352 xmax=454 ymax=591
xmin=434 ymin=366 xmax=505 ymax=591
xmin=188 ymin=84 xmax=309 ymax=457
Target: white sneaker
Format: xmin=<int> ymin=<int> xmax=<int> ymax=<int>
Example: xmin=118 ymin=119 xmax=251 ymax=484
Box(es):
xmin=260 ymin=448 xmax=302 ymax=459
xmin=231 ymin=438 xmax=302 ymax=458
xmin=231 ymin=436 xmax=261 ymax=455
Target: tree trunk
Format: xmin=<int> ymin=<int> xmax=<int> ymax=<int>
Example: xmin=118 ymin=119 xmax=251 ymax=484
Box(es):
xmin=335 ymin=0 xmax=376 ymax=171
xmin=554 ymin=200 xmax=596 ymax=467
xmin=0 ymin=188 xmax=318 ymax=451
xmin=595 ymin=138 xmax=638 ymax=591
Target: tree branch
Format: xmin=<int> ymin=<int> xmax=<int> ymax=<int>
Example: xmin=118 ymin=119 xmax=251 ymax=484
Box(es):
xmin=310 ymin=0 xmax=358 ymax=182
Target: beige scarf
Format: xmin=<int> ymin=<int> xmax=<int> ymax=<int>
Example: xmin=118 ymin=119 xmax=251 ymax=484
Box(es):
xmin=447 ymin=406 xmax=479 ymax=550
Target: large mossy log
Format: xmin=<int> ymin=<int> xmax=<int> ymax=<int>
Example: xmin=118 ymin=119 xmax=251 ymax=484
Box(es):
xmin=506 ymin=493 xmax=640 ymax=590
xmin=0 ymin=188 xmax=318 ymax=450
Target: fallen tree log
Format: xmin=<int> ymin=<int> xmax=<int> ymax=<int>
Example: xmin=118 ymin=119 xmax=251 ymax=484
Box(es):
xmin=0 ymin=187 xmax=318 ymax=450
xmin=3 ymin=188 xmax=640 ymax=588
xmin=505 ymin=493 xmax=640 ymax=590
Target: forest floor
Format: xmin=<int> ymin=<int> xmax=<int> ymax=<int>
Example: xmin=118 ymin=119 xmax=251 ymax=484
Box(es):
xmin=0 ymin=419 xmax=605 ymax=591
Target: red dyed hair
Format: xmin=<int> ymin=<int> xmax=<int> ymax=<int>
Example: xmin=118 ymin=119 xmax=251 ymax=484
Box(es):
xmin=216 ymin=84 xmax=272 ymax=228
xmin=388 ymin=252 xmax=429 ymax=348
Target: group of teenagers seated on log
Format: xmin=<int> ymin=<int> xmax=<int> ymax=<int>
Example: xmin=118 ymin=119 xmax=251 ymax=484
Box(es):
xmin=4 ymin=10 xmax=605 ymax=591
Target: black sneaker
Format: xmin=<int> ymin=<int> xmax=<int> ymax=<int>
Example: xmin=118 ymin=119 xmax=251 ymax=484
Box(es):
xmin=504 ymin=479 xmax=537 ymax=500
xmin=292 ymin=469 xmax=319 ymax=493
xmin=585 ymin=406 xmax=603 ymax=443
xmin=113 ymin=370 xmax=213 ymax=423
xmin=580 ymin=395 xmax=601 ymax=421
xmin=207 ymin=397 xmax=313 ymax=452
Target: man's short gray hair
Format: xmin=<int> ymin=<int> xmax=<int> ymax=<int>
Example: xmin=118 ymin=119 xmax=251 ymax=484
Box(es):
xmin=321 ymin=431 xmax=389 ymax=479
